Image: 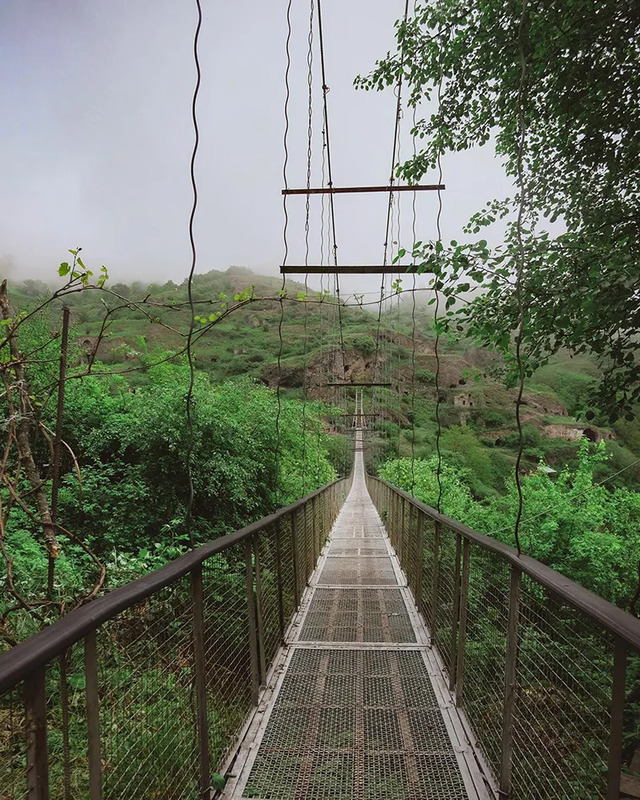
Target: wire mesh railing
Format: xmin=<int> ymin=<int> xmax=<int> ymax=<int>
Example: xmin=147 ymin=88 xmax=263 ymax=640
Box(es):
xmin=0 ymin=475 xmax=352 ymax=800
xmin=366 ymin=474 xmax=640 ymax=800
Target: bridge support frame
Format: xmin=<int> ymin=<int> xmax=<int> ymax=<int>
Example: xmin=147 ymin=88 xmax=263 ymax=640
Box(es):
xmin=191 ymin=566 xmax=212 ymax=800
xmin=430 ymin=521 xmax=441 ymax=640
xmin=607 ymin=637 xmax=627 ymax=800
xmin=245 ymin=541 xmax=260 ymax=706
xmin=455 ymin=539 xmax=471 ymax=707
xmin=450 ymin=533 xmax=462 ymax=693
xmin=274 ymin=520 xmax=285 ymax=640
xmin=499 ymin=566 xmax=521 ymax=798
xmin=25 ymin=667 xmax=49 ymax=800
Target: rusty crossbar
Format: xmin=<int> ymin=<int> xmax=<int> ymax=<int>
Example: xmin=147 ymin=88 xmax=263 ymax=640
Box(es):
xmin=280 ymin=265 xmax=424 ymax=274
xmin=365 ymin=474 xmax=640 ymax=800
xmin=282 ymin=184 xmax=445 ymax=195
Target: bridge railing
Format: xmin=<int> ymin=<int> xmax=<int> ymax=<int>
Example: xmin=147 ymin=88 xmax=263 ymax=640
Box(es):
xmin=0 ymin=474 xmax=352 ymax=800
xmin=366 ymin=474 xmax=640 ymax=800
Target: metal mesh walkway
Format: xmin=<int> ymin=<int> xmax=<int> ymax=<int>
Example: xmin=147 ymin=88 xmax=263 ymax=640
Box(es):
xmin=224 ymin=438 xmax=488 ymax=800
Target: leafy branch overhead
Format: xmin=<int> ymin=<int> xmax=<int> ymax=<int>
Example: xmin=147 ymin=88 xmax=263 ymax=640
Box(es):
xmin=357 ymin=0 xmax=640 ymax=419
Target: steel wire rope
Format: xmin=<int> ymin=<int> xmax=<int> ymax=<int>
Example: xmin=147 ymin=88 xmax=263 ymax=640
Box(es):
xmin=409 ymin=33 xmax=419 ymax=497
xmin=275 ymin=0 xmax=294 ymax=507
xmin=316 ymin=126 xmax=329 ymax=484
xmin=433 ymin=45 xmax=445 ymax=514
xmin=316 ymin=0 xmax=349 ymax=474
xmin=184 ymin=0 xmax=203 ymax=545
xmin=395 ymin=130 xmax=403 ymax=464
xmin=301 ymin=0 xmax=315 ymax=495
xmin=372 ymin=0 xmax=410 ymax=468
xmin=316 ymin=0 xmax=345 ymax=361
xmin=512 ymin=0 xmax=530 ymax=555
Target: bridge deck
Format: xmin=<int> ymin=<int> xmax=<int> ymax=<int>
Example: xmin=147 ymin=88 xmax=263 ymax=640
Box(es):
xmin=223 ymin=444 xmax=491 ymax=800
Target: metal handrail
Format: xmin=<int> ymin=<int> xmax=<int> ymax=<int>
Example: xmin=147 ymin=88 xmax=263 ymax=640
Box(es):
xmin=0 ymin=475 xmax=353 ymax=800
xmin=0 ymin=477 xmax=343 ymax=693
xmin=367 ymin=475 xmax=640 ymax=652
xmin=366 ymin=473 xmax=640 ymax=800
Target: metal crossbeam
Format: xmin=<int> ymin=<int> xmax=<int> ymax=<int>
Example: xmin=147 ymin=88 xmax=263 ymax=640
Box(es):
xmin=282 ymin=183 xmax=445 ymax=196
xmin=281 ymin=265 xmax=423 ymax=274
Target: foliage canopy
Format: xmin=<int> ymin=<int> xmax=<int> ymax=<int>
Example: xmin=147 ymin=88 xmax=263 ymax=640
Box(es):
xmin=357 ymin=0 xmax=640 ymax=417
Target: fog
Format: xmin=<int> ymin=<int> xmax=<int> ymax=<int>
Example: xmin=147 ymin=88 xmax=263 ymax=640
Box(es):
xmin=1 ymin=0 xmax=513 ymax=297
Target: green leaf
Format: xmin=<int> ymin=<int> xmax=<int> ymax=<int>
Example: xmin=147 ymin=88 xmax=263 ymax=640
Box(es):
xmin=212 ymin=773 xmax=226 ymax=791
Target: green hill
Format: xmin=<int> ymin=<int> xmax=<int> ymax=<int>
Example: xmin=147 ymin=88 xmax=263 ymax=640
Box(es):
xmin=9 ymin=267 xmax=640 ymax=494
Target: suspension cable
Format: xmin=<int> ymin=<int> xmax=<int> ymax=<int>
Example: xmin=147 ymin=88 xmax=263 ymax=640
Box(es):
xmin=301 ymin=0 xmax=315 ymax=494
xmin=275 ymin=0 xmax=293 ymax=506
xmin=410 ymin=12 xmax=418 ymax=496
xmin=433 ymin=45 xmax=445 ymax=514
xmin=316 ymin=125 xmax=329 ymax=483
xmin=316 ymin=0 xmax=345 ymax=357
xmin=372 ymin=0 xmax=410 ymax=458
xmin=184 ymin=0 xmax=203 ymax=546
xmin=513 ymin=0 xmax=529 ymax=555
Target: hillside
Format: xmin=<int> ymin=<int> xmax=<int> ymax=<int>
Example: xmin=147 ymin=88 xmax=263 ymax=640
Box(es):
xmin=11 ymin=267 xmax=640 ymax=495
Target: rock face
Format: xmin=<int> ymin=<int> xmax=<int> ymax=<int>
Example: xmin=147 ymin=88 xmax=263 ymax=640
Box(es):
xmin=453 ymin=392 xmax=475 ymax=409
xmin=542 ymin=424 xmax=615 ymax=443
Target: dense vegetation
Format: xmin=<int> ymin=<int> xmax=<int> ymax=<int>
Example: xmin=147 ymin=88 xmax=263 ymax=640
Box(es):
xmin=4 ymin=263 xmax=640 ymax=644
xmin=381 ymin=444 xmax=640 ymax=611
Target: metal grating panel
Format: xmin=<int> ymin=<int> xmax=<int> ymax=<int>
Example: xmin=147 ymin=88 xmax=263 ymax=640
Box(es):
xmin=242 ymin=649 xmax=467 ymax=800
xmin=318 ymin=557 xmax=397 ymax=586
xmin=299 ymin=589 xmax=415 ymax=643
xmin=233 ymin=441 xmax=473 ymax=800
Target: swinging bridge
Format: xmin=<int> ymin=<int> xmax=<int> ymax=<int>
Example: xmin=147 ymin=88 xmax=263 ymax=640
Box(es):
xmin=1 ymin=1 xmax=640 ymax=799
xmin=1 ymin=420 xmax=639 ymax=800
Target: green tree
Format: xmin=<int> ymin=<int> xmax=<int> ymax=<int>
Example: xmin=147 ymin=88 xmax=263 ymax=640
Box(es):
xmin=356 ymin=0 xmax=640 ymax=417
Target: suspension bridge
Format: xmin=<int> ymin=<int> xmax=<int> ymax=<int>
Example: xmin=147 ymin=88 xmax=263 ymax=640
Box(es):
xmin=1 ymin=0 xmax=640 ymax=798
xmin=1 ymin=415 xmax=639 ymax=800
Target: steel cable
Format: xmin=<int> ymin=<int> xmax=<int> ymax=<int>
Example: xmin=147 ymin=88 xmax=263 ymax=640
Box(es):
xmin=302 ymin=0 xmax=315 ymax=495
xmin=275 ymin=0 xmax=294 ymax=506
xmin=410 ymin=14 xmax=418 ymax=497
xmin=512 ymin=0 xmax=529 ymax=555
xmin=316 ymin=0 xmax=345 ymax=358
xmin=433 ymin=47 xmax=444 ymax=514
xmin=184 ymin=0 xmax=202 ymax=545
xmin=372 ymin=0 xmax=410 ymax=465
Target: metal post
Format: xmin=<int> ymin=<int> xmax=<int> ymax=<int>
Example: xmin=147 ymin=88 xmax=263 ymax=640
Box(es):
xmin=607 ymin=637 xmax=627 ymax=800
xmin=84 ymin=631 xmax=102 ymax=800
xmin=390 ymin=493 xmax=396 ymax=547
xmin=245 ymin=539 xmax=260 ymax=705
xmin=499 ymin=566 xmax=521 ymax=798
xmin=449 ymin=533 xmax=462 ymax=692
xmin=455 ymin=539 xmax=471 ymax=707
xmin=191 ymin=566 xmax=211 ymax=800
xmin=415 ymin=513 xmax=425 ymax=607
xmin=407 ymin=504 xmax=415 ymax=594
xmin=274 ymin=520 xmax=285 ymax=639
xmin=312 ymin=496 xmax=318 ymax=566
xmin=253 ymin=536 xmax=267 ymax=681
xmin=25 ymin=667 xmax=49 ymax=800
xmin=59 ymin=651 xmax=72 ymax=800
xmin=398 ymin=498 xmax=405 ymax=569
xmin=430 ymin=521 xmax=441 ymax=637
xmin=291 ymin=511 xmax=300 ymax=608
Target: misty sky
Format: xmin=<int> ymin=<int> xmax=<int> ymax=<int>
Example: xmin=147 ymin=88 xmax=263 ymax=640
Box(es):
xmin=1 ymin=0 xmax=514 ymax=296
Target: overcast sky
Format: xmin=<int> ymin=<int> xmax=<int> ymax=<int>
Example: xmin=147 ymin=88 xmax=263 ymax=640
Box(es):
xmin=1 ymin=0 xmax=513 ymax=296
